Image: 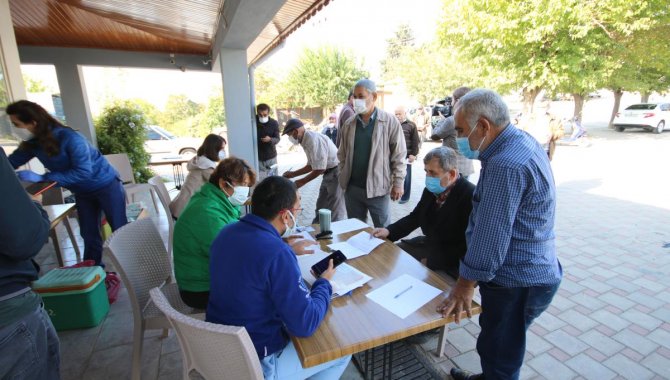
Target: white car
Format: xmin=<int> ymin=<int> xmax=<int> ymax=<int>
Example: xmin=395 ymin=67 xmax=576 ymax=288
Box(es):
xmin=144 ymin=125 xmax=202 ymax=159
xmin=613 ymin=103 xmax=669 ymax=134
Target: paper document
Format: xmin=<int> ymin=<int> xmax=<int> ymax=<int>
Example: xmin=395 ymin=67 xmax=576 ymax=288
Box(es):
xmin=327 ymin=231 xmax=384 ymax=259
xmin=292 ymin=231 xmax=316 ymax=242
xmin=297 ymin=253 xmax=372 ymax=297
xmin=296 ymin=226 xmax=315 ymax=233
xmin=330 ymin=218 xmax=369 ymax=234
xmin=366 ymin=274 xmax=442 ymax=319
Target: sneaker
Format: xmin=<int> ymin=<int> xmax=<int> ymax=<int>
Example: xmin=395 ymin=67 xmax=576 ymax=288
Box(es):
xmin=450 ymin=368 xmax=484 ymax=380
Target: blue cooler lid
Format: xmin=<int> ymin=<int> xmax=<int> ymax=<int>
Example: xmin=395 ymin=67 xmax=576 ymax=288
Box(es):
xmin=32 ymin=266 xmax=106 ymax=296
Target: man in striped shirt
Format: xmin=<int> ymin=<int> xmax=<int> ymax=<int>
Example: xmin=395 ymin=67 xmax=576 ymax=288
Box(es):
xmin=438 ymin=89 xmax=562 ymax=380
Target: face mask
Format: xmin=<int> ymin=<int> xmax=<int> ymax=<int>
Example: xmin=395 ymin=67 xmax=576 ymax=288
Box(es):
xmin=281 ymin=210 xmax=297 ymax=238
xmin=218 ymin=150 xmax=226 ymax=160
xmin=13 ymin=128 xmax=34 ymax=141
xmin=259 ymin=116 xmax=269 ymax=124
xmin=456 ymin=123 xmax=486 ymax=160
xmin=353 ymin=99 xmax=368 ymax=114
xmin=288 ymin=135 xmax=300 ymax=145
xmin=226 ymin=182 xmax=249 ymax=206
xmin=425 ymin=176 xmax=447 ymax=194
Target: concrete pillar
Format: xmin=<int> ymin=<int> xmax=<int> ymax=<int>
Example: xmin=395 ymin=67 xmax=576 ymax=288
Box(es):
xmin=219 ymin=48 xmax=258 ymax=171
xmin=0 ymin=0 xmax=26 ymax=102
xmin=53 ymin=62 xmax=96 ymax=145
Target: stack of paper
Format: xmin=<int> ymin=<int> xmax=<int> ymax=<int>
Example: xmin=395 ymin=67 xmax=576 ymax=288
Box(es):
xmin=297 ymin=251 xmax=372 ymax=297
xmin=365 ymin=274 xmax=442 ymax=319
xmin=328 ymin=231 xmax=384 ymax=259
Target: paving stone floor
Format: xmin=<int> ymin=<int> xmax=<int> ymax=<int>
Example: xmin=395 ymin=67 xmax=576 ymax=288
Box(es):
xmin=39 ymin=122 xmax=669 ymax=379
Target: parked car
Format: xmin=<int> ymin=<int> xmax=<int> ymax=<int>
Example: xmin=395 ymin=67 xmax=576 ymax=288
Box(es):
xmin=143 ymin=125 xmax=202 ymax=159
xmin=613 ymin=103 xmax=669 ymax=134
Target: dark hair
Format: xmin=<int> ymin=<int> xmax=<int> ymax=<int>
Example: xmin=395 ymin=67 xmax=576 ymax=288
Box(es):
xmin=6 ymin=100 xmax=69 ymax=157
xmin=251 ymin=176 xmax=297 ymax=221
xmin=348 ymin=89 xmax=354 ymax=99
xmin=256 ymin=103 xmax=270 ymax=113
xmin=197 ymin=134 xmax=226 ymax=161
xmin=209 ymin=156 xmax=256 ymax=188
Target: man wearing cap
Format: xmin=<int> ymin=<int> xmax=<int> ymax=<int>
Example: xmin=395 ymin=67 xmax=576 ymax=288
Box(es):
xmin=283 ymin=118 xmax=346 ymax=224
xmin=321 ymin=113 xmax=338 ymax=146
xmin=337 ymin=79 xmax=406 ymax=227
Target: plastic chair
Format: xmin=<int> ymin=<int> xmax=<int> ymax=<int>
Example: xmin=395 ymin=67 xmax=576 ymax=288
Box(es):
xmin=147 ymin=175 xmax=174 ymax=259
xmin=104 ymin=153 xmax=158 ymax=212
xmin=149 ymin=288 xmax=264 ymax=380
xmin=103 ymin=218 xmax=202 ymax=380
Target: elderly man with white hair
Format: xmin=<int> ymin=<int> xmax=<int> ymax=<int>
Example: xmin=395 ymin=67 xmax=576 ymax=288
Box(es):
xmin=337 ymin=79 xmax=406 ymax=227
xmin=438 ymin=89 xmax=562 ymax=380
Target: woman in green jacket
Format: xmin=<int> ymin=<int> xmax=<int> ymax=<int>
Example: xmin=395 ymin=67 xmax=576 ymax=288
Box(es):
xmin=173 ymin=157 xmax=256 ymax=309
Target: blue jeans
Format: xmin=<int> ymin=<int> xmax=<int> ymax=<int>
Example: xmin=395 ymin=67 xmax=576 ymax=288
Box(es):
xmin=401 ymin=163 xmax=412 ymax=202
xmin=75 ymin=179 xmax=127 ymax=265
xmin=0 ymin=302 xmax=61 ymax=379
xmin=261 ymin=341 xmax=351 ymax=380
xmin=477 ymin=281 xmax=560 ymax=380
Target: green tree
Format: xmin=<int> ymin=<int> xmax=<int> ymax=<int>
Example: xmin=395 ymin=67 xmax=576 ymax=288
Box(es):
xmin=397 ymin=42 xmax=479 ymax=105
xmin=437 ymin=0 xmax=668 ymax=118
xmin=22 ymin=74 xmax=48 ymax=93
xmin=381 ymin=24 xmax=415 ymax=80
xmin=95 ymin=100 xmax=153 ymax=183
xmin=200 ymin=91 xmax=226 ymax=133
xmin=127 ymin=98 xmax=161 ymax=125
xmin=160 ymin=94 xmax=202 ymax=137
xmin=285 ymin=46 xmax=369 ymax=115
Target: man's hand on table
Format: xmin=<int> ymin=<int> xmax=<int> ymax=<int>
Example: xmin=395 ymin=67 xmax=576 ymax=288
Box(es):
xmin=371 ymin=228 xmax=390 ymax=239
xmin=437 ymin=277 xmax=476 ymax=323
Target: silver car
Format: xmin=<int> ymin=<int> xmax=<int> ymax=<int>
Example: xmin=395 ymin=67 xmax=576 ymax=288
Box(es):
xmin=144 ymin=125 xmax=202 ymax=159
xmin=613 ymin=103 xmax=669 ymax=134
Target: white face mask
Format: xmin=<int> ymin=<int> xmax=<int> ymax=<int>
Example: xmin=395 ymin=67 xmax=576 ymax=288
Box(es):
xmin=218 ymin=150 xmax=226 ymax=160
xmin=226 ymin=181 xmax=249 ymax=206
xmin=281 ymin=210 xmax=297 ymax=238
xmin=353 ymin=99 xmax=368 ymax=114
xmin=259 ymin=116 xmax=269 ymax=124
xmin=13 ymin=128 xmax=34 ymax=141
xmin=288 ymin=135 xmax=300 ymax=145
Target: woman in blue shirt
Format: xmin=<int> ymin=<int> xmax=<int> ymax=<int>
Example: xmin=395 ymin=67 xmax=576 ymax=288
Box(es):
xmin=7 ymin=100 xmax=127 ymax=266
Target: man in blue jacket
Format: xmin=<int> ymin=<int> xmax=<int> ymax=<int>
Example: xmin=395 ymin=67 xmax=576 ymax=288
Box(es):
xmin=207 ymin=176 xmax=351 ymax=379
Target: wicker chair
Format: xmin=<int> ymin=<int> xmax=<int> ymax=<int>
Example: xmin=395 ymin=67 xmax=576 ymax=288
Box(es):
xmin=103 ymin=218 xmax=202 ymax=380
xmin=147 ymin=175 xmax=174 ymax=259
xmin=104 ymin=153 xmax=158 ymax=212
xmin=149 ymin=287 xmax=264 ymax=380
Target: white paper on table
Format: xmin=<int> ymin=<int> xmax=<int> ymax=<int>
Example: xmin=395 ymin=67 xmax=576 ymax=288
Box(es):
xmin=365 ymin=274 xmax=442 ymax=319
xmin=297 ymin=226 xmax=315 ymax=233
xmin=327 ymin=231 xmax=384 ymax=260
xmin=292 ymin=231 xmax=316 ymax=242
xmin=297 ymin=253 xmax=372 ymax=298
xmin=330 ymin=218 xmax=369 ymax=234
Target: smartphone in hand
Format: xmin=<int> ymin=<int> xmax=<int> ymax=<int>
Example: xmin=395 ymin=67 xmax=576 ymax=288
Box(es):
xmin=311 ymin=250 xmax=347 ymax=277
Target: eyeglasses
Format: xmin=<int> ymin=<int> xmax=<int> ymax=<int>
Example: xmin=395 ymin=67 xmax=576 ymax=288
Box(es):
xmin=285 ymin=207 xmax=303 ymax=215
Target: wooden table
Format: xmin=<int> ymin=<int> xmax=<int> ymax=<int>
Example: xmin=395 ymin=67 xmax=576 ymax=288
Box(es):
xmin=44 ymin=204 xmax=81 ymax=267
xmin=292 ymin=227 xmax=481 ymax=369
xmin=148 ymin=156 xmax=190 ymax=190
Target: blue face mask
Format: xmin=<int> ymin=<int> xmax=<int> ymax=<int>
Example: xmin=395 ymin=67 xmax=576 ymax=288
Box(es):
xmin=456 ymin=123 xmax=485 ymax=160
xmin=425 ymin=176 xmax=446 ymax=194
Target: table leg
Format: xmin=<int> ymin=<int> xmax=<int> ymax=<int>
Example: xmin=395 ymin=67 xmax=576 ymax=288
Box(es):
xmin=50 ymin=229 xmax=65 ymax=267
xmin=437 ymin=325 xmax=448 ymax=357
xmin=62 ymin=215 xmax=82 ymax=263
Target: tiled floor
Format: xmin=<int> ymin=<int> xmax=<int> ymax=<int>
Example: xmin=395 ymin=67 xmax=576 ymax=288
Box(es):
xmin=39 ymin=122 xmax=670 ymax=379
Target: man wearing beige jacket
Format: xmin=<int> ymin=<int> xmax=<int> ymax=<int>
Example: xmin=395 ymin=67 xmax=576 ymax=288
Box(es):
xmin=337 ymin=79 xmax=406 ymax=227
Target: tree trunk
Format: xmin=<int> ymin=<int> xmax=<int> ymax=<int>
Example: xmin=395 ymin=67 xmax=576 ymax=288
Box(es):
xmin=608 ymin=89 xmax=624 ymax=129
xmin=572 ymin=93 xmax=585 ymax=122
xmin=641 ymin=92 xmax=650 ymax=103
xmin=522 ymin=87 xmax=541 ymax=115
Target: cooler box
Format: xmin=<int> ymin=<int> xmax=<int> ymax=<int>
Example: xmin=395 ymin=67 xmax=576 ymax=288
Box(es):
xmin=32 ymin=266 xmax=110 ymax=331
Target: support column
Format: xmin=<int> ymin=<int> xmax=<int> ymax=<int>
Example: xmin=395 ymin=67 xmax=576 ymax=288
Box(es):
xmin=219 ymin=48 xmax=258 ymax=172
xmin=0 ymin=0 xmax=26 ymax=103
xmin=53 ymin=62 xmax=96 ymax=145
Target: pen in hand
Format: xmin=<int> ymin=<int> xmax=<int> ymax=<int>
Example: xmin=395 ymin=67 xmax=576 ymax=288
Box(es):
xmin=394 ymin=285 xmax=413 ymax=299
